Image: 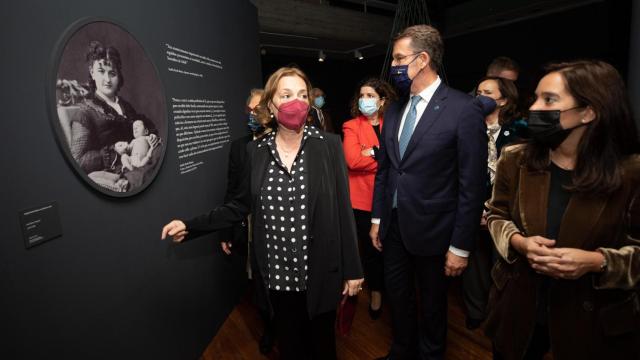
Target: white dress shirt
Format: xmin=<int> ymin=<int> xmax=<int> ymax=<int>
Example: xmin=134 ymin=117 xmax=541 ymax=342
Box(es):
xmin=397 ymin=76 xmax=441 ymax=141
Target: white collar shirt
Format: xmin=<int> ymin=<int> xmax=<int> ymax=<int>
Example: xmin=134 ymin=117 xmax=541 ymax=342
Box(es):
xmin=397 ymin=76 xmax=442 ymax=141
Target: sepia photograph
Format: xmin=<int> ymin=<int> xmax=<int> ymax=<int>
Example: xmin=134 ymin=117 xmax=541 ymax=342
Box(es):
xmin=52 ymin=19 xmax=167 ymax=196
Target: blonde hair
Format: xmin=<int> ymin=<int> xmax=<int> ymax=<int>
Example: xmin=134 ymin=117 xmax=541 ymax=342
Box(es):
xmin=256 ymin=67 xmax=313 ymax=129
xmin=246 ymin=88 xmax=264 ymax=107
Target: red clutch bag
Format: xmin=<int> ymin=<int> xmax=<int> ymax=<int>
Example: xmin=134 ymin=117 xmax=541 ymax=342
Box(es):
xmin=336 ymin=294 xmax=358 ymax=336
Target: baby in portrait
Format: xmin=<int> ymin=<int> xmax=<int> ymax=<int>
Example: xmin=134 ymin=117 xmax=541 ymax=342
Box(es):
xmin=114 ymin=120 xmax=159 ymax=171
xmin=88 ymin=119 xmax=160 ymax=192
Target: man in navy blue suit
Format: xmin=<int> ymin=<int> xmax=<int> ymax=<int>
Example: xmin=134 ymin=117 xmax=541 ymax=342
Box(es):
xmin=370 ymin=25 xmax=487 ymax=360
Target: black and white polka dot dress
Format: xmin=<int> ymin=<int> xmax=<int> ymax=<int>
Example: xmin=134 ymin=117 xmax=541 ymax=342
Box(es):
xmin=258 ymin=126 xmax=322 ymax=292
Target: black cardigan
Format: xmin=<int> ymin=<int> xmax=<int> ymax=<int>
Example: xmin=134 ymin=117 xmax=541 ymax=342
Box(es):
xmin=219 ymin=134 xmax=253 ymax=247
xmin=185 ymin=131 xmax=363 ymax=318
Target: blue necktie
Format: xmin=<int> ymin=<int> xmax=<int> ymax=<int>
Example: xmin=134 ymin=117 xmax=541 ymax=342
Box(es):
xmin=393 ymin=95 xmax=421 ymax=208
xmin=399 ymin=95 xmax=421 ymax=159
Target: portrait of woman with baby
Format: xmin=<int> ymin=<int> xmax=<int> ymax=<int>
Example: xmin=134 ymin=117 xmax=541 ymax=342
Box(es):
xmin=51 ymin=20 xmax=167 ymax=196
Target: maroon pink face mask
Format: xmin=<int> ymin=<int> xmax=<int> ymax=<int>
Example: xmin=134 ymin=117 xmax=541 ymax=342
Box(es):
xmin=275 ymin=99 xmax=309 ymax=130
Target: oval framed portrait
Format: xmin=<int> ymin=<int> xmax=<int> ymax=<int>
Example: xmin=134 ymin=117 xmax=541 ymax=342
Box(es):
xmin=48 ymin=18 xmax=167 ymax=197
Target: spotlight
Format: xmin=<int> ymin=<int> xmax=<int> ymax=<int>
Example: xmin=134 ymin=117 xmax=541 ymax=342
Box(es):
xmin=318 ymin=50 xmax=326 ymax=62
xmin=354 ymin=50 xmax=364 ymax=60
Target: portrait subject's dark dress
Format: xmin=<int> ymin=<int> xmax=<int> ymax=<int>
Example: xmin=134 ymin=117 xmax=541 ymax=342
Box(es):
xmin=70 ymin=94 xmax=139 ymax=173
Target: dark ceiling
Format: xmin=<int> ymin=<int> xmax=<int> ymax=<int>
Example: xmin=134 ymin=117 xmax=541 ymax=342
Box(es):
xmin=252 ymin=0 xmax=604 ymax=61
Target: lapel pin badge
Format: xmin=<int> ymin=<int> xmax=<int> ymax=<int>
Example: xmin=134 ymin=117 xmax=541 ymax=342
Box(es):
xmin=434 ymin=105 xmax=440 ymax=111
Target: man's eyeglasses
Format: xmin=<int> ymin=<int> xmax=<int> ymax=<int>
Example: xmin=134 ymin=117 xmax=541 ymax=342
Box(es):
xmin=392 ymin=53 xmax=419 ymax=63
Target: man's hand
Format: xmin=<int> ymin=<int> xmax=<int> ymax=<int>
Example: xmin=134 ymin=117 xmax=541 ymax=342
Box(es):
xmin=370 ymin=223 xmax=382 ymax=251
xmin=445 ymin=250 xmax=468 ymax=277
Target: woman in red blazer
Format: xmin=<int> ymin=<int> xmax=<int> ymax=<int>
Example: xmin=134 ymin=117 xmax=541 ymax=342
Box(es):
xmin=342 ymin=78 xmax=396 ymax=318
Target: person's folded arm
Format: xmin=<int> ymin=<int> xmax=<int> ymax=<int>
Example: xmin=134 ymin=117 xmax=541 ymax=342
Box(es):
xmin=342 ymin=122 xmax=378 ymax=173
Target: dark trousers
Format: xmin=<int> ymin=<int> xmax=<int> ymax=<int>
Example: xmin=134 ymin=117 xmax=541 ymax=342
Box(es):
xmin=251 ymin=255 xmax=274 ymax=340
xmin=493 ymin=324 xmax=550 ymax=360
xmin=270 ymin=290 xmax=337 ymax=360
xmin=384 ymin=211 xmax=448 ymax=360
xmin=462 ymin=228 xmax=495 ymax=321
xmin=353 ymin=208 xmax=384 ymax=291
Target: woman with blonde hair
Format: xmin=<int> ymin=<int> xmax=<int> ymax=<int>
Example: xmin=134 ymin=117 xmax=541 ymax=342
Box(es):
xmin=162 ymin=67 xmax=363 ymax=360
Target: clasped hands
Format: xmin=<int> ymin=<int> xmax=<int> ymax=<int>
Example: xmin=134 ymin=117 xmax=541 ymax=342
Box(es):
xmin=510 ymin=234 xmax=605 ymax=280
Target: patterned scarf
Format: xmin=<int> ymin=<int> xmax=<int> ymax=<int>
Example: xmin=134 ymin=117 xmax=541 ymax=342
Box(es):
xmin=487 ymin=124 xmax=501 ymax=185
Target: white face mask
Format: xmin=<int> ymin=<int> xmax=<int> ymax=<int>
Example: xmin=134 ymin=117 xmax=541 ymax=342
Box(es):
xmin=358 ymin=98 xmax=379 ymax=116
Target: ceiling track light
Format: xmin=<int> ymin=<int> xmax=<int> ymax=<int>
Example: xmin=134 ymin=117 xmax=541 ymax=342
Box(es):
xmin=354 ymin=50 xmax=364 ymax=60
xmin=318 ymin=50 xmax=326 ymax=62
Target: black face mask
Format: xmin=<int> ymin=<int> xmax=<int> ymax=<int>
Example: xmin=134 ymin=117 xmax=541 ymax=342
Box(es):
xmin=527 ymin=107 xmax=583 ymax=149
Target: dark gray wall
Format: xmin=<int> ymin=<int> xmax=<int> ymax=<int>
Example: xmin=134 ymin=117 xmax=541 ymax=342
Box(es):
xmin=629 ymin=0 xmax=640 ymax=130
xmin=0 ymin=1 xmax=261 ymax=358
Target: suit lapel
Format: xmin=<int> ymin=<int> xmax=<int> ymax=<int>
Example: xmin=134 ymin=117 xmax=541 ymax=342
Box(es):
xmin=495 ymin=128 xmax=508 ymax=151
xmin=519 ymin=168 xmax=550 ymax=236
xmin=496 ymin=127 xmax=514 ymax=155
xmin=401 ymin=84 xmax=448 ymax=161
xmin=556 ymin=193 xmax=608 ymax=248
xmin=389 ymin=99 xmax=405 ymax=165
xmin=305 ymin=138 xmax=324 ymax=223
xmin=519 ymin=165 xmax=608 ymax=247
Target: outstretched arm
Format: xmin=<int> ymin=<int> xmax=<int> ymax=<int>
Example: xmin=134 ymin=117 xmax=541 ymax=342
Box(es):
xmin=161 ymin=143 xmax=254 ymax=243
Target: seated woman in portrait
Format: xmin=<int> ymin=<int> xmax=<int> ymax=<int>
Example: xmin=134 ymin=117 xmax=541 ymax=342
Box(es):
xmin=65 ymin=41 xmax=160 ymax=191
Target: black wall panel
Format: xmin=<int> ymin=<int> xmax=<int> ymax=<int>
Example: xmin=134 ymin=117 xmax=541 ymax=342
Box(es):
xmin=0 ymin=1 xmax=260 ymax=358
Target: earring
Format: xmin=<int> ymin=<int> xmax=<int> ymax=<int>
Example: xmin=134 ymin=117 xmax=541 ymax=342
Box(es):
xmin=270 ymin=113 xmax=274 ymax=118
xmin=580 ymin=118 xmax=587 ymax=123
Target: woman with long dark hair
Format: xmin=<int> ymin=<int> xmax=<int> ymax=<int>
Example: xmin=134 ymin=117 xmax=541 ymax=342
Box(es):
xmin=485 ymin=60 xmax=640 ymax=359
